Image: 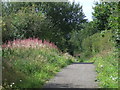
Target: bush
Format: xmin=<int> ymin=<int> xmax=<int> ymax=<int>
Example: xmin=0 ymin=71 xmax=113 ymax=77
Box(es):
xmin=2 ymin=38 xmax=74 ymax=88
xmin=81 ymin=30 xmax=118 ymax=88
xmin=69 ymin=22 xmax=96 ymax=55
xmin=81 ymin=30 xmax=114 ymax=59
xmin=2 ymin=5 xmax=64 ymax=49
xmin=89 ymin=49 xmax=118 ymax=88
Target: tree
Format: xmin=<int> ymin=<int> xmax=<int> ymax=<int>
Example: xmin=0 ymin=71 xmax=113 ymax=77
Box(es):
xmin=42 ymin=2 xmax=87 ymax=37
xmin=41 ymin=2 xmax=87 ymax=52
xmin=107 ymin=2 xmax=120 ymax=49
xmin=2 ymin=2 xmax=87 ymax=52
xmin=69 ymin=22 xmax=96 ymax=55
xmin=92 ymin=2 xmax=112 ymax=31
xmin=2 ymin=2 xmax=62 ymax=44
xmin=93 ymin=2 xmax=119 ymax=48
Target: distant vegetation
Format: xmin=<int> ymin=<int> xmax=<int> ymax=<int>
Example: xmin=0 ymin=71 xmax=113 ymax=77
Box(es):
xmin=1 ymin=1 xmax=119 ymax=88
xmin=82 ymin=30 xmax=118 ymax=88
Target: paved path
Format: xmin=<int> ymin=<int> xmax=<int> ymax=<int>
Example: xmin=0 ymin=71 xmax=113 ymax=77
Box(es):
xmin=43 ymin=63 xmax=98 ymax=88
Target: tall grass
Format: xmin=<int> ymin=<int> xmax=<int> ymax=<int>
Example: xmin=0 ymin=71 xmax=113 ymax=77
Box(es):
xmin=89 ymin=49 xmax=118 ymax=88
xmin=81 ymin=30 xmax=118 ymax=88
xmin=2 ymin=38 xmax=74 ymax=88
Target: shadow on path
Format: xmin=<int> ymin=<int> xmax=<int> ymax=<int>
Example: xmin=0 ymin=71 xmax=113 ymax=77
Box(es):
xmin=72 ymin=62 xmax=94 ymax=64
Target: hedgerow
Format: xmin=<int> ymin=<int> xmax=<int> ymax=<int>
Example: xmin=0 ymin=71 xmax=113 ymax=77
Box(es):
xmin=2 ymin=38 xmax=74 ymax=88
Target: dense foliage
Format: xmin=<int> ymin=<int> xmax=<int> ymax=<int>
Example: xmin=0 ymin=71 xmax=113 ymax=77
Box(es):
xmin=69 ymin=22 xmax=96 ymax=55
xmin=2 ymin=38 xmax=74 ymax=88
xmin=77 ymin=2 xmax=119 ymax=88
xmin=2 ymin=2 xmax=87 ymax=52
xmin=80 ymin=31 xmax=118 ymax=88
xmin=68 ymin=1 xmax=119 ymax=88
xmin=2 ymin=1 xmax=119 ymax=89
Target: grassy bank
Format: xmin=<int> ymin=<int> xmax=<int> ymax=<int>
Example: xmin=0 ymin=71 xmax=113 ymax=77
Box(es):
xmin=2 ymin=38 xmax=74 ymax=88
xmin=80 ymin=30 xmax=118 ymax=88
xmin=90 ymin=49 xmax=118 ymax=88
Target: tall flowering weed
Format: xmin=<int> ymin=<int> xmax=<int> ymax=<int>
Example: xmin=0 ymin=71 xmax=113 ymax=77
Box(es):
xmin=2 ymin=38 xmax=74 ymax=88
xmin=2 ymin=38 xmax=58 ymax=49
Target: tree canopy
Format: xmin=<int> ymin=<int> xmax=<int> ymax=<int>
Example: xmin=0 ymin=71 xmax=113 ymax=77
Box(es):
xmin=2 ymin=2 xmax=87 ymax=52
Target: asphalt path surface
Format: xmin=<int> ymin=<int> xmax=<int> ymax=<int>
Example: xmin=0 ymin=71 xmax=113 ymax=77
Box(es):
xmin=44 ymin=63 xmax=98 ymax=88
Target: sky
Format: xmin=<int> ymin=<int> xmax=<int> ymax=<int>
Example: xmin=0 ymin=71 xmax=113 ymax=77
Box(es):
xmin=68 ymin=0 xmax=100 ymax=21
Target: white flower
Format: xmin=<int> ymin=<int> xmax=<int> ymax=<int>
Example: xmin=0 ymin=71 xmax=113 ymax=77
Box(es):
xmin=100 ymin=65 xmax=103 ymax=68
xmin=110 ymin=76 xmax=113 ymax=78
xmin=112 ymin=77 xmax=117 ymax=81
xmin=10 ymin=84 xmax=12 ymax=87
xmin=20 ymin=80 xmax=22 ymax=82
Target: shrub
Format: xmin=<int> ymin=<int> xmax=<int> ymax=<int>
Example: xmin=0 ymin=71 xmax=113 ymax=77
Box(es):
xmin=81 ymin=30 xmax=118 ymax=88
xmin=89 ymin=49 xmax=118 ymax=88
xmin=81 ymin=30 xmax=114 ymax=59
xmin=2 ymin=38 xmax=74 ymax=88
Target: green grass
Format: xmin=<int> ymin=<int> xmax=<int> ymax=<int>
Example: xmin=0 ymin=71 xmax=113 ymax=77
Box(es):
xmin=2 ymin=46 xmax=74 ymax=88
xmin=79 ymin=30 xmax=118 ymax=88
xmin=89 ymin=49 xmax=118 ymax=88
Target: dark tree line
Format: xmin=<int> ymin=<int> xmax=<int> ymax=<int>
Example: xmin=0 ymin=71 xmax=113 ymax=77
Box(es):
xmin=2 ymin=2 xmax=87 ymax=53
xmin=2 ymin=1 xmax=119 ymax=55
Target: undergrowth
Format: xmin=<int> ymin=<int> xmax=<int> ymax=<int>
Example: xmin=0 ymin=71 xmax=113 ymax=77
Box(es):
xmin=89 ymin=49 xmax=118 ymax=88
xmin=80 ymin=30 xmax=118 ymax=88
xmin=2 ymin=38 xmax=74 ymax=89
